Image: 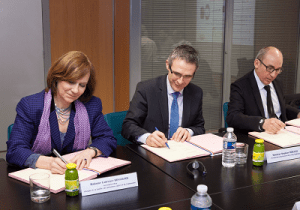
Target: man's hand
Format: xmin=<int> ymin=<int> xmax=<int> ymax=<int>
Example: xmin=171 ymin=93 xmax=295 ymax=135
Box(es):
xmin=263 ymin=118 xmax=285 ymax=134
xmin=171 ymin=127 xmax=191 ymax=142
xmin=146 ymin=131 xmax=168 ymax=147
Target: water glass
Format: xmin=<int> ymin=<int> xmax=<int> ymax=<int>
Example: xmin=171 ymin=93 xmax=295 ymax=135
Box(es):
xmin=236 ymin=143 xmax=248 ymax=164
xmin=30 ymin=173 xmax=50 ymax=203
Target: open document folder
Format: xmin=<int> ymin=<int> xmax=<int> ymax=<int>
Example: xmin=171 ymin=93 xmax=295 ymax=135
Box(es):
xmin=8 ymin=151 xmax=131 ymax=193
xmin=141 ymin=133 xmax=223 ymax=162
xmin=249 ymin=127 xmax=300 ymax=148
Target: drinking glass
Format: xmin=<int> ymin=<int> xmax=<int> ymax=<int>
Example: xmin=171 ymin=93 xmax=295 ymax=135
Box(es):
xmin=30 ymin=173 xmax=50 ymax=203
xmin=236 ymin=143 xmax=248 ymax=164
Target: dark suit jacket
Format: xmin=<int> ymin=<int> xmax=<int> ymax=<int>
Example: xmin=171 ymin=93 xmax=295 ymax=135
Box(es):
xmin=6 ymin=90 xmax=117 ymax=168
xmin=122 ymin=74 xmax=205 ymax=143
xmin=227 ymin=70 xmax=299 ymax=133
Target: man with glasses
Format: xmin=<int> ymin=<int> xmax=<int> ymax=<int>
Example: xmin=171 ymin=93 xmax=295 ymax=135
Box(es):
xmin=122 ymin=45 xmax=205 ymax=147
xmin=227 ymin=46 xmax=300 ymax=134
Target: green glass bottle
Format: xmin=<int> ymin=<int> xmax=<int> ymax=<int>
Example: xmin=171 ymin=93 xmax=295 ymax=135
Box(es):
xmin=65 ymin=163 xmax=79 ymax=196
xmin=252 ymin=139 xmax=265 ymax=166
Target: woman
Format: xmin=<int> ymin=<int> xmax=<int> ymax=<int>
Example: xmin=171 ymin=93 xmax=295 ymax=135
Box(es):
xmin=6 ymin=51 xmax=117 ymax=174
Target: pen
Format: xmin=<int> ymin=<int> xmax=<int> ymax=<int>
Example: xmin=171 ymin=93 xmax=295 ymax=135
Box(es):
xmin=275 ymin=115 xmax=286 ymax=129
xmin=53 ymin=149 xmax=68 ymax=164
xmin=155 ymin=127 xmax=170 ymax=149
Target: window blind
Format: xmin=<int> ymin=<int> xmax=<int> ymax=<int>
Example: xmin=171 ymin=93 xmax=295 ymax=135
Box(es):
xmin=141 ymin=0 xmax=225 ymax=131
xmin=231 ymin=0 xmax=299 ymax=96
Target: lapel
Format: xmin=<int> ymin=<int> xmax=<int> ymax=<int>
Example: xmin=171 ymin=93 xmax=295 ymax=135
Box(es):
xmin=182 ymin=85 xmax=191 ymax=127
xmin=49 ymin=110 xmax=62 ymax=152
xmin=157 ymin=75 xmax=169 ymax=134
xmin=249 ymin=70 xmax=265 ymax=117
xmin=272 ymin=78 xmax=286 ymax=120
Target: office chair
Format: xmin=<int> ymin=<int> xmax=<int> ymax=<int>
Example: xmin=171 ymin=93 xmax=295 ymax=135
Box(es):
xmin=104 ymin=111 xmax=131 ymax=146
xmin=223 ymin=102 xmax=229 ymax=129
xmin=218 ymin=102 xmax=229 ymax=133
xmin=7 ymin=124 xmax=13 ymax=140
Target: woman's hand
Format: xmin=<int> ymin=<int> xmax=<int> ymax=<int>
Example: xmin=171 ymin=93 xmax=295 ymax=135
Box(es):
xmin=70 ymin=149 xmax=95 ymax=170
xmin=36 ymin=156 xmax=66 ymax=175
xmin=49 ymin=157 xmax=67 ymax=174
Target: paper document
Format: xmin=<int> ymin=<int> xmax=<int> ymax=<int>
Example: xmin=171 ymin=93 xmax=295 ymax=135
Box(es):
xmin=249 ymin=129 xmax=300 ymax=148
xmin=141 ymin=133 xmax=223 ymax=162
xmin=8 ymin=151 xmax=131 ymax=193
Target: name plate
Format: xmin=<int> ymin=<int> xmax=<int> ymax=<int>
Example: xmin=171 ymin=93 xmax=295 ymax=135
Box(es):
xmin=80 ymin=172 xmax=138 ymax=196
xmin=265 ymin=146 xmax=300 ymax=164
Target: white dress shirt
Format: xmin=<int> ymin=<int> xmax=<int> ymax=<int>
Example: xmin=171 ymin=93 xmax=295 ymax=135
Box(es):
xmin=137 ymin=76 xmax=194 ymax=144
xmin=254 ymin=70 xmax=281 ymax=119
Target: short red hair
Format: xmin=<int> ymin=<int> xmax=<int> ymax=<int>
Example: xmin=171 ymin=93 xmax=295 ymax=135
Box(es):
xmin=46 ymin=51 xmax=96 ymax=102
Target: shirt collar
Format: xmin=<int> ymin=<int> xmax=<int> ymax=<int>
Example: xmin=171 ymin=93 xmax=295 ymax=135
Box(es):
xmin=166 ymin=75 xmax=184 ymax=96
xmin=253 ymin=69 xmax=275 ymax=90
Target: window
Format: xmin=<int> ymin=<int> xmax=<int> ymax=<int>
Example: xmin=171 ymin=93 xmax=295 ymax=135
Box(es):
xmin=231 ymin=0 xmax=299 ymax=95
xmin=134 ymin=0 xmax=300 ymax=131
xmin=141 ymin=0 xmax=225 ymax=131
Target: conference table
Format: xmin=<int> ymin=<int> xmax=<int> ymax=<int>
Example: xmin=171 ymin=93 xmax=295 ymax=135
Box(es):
xmin=127 ymin=132 xmax=300 ymax=210
xmin=2 ymin=132 xmax=300 ymax=210
xmin=0 ymin=146 xmax=201 ymax=210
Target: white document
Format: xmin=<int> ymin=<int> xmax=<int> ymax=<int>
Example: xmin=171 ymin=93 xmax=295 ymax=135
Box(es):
xmin=292 ymin=201 xmax=300 ymax=210
xmin=249 ymin=129 xmax=300 ymax=148
xmin=286 ymin=118 xmax=300 ymax=128
xmin=141 ymin=140 xmax=210 ymax=162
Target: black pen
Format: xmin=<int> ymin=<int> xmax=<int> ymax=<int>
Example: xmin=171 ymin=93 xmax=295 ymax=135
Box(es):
xmin=275 ymin=114 xmax=286 ymax=129
xmin=53 ymin=149 xmax=68 ymax=164
xmin=155 ymin=127 xmax=170 ymax=149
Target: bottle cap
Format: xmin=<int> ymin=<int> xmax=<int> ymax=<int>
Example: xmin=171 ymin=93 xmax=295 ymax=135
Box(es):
xmin=197 ymin=184 xmax=208 ymax=193
xmin=226 ymin=127 xmax=234 ymax=132
xmin=158 ymin=207 xmax=172 ymax=210
xmin=255 ymin=139 xmax=264 ymax=144
xmin=66 ymin=163 xmax=77 ymax=169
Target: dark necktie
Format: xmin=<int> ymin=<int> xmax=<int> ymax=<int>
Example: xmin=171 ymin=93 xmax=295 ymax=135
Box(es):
xmin=170 ymin=92 xmax=180 ymax=138
xmin=264 ymin=85 xmax=276 ymax=118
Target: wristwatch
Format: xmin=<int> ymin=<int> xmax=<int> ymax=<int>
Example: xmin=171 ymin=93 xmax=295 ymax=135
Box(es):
xmin=88 ymin=146 xmax=98 ymax=158
xmin=258 ymin=118 xmax=265 ymax=132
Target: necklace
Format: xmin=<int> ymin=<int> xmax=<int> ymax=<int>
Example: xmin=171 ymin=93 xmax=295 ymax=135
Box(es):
xmin=55 ymin=104 xmax=71 ymax=124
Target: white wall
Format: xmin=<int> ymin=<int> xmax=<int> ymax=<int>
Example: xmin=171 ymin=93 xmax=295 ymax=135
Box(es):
xmin=0 ymin=0 xmax=45 ymax=150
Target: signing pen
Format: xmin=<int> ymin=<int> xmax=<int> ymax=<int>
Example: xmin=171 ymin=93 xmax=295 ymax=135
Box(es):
xmin=53 ymin=149 xmax=68 ymax=164
xmin=275 ymin=115 xmax=286 ymax=129
xmin=155 ymin=127 xmax=170 ymax=149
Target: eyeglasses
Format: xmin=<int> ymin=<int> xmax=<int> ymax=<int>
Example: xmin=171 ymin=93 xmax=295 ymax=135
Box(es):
xmin=169 ymin=65 xmax=194 ymax=80
xmin=257 ymin=58 xmax=283 ymax=74
xmin=186 ymin=160 xmax=207 ymax=179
